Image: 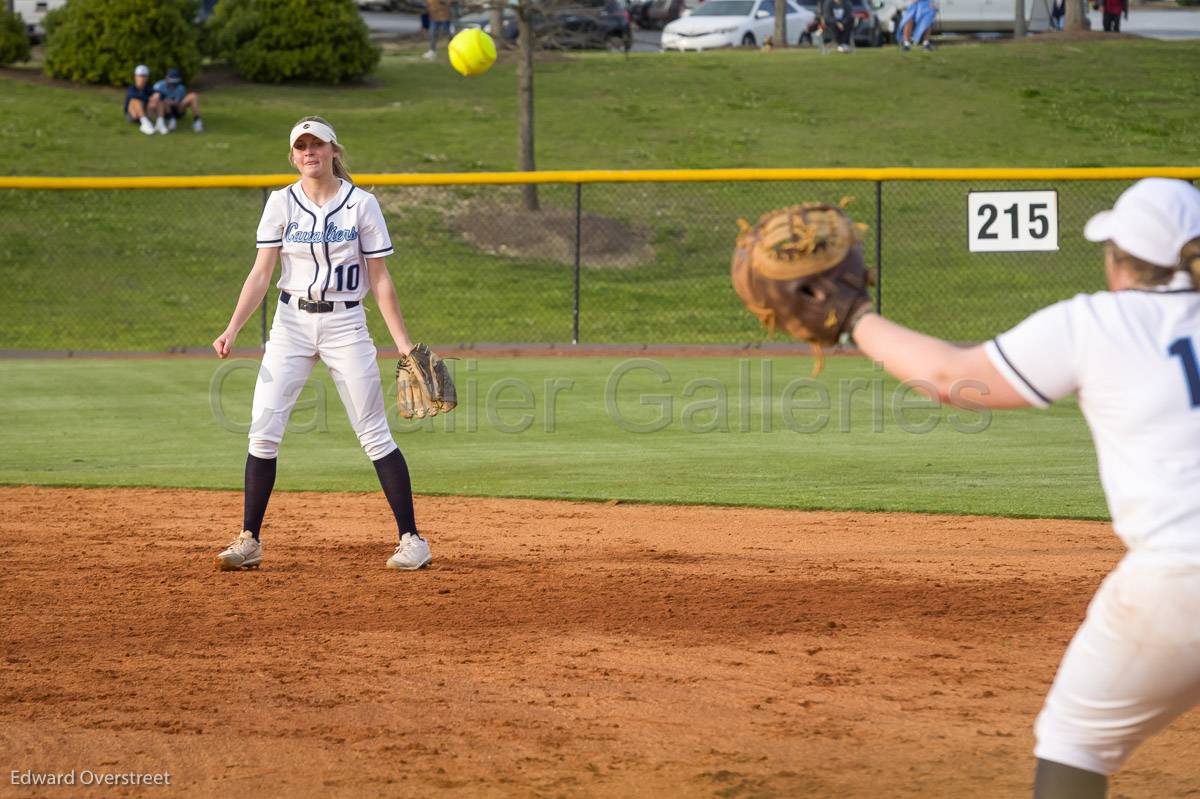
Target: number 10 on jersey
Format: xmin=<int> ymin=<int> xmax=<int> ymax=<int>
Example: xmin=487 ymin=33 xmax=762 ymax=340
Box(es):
xmin=968 ymin=190 xmax=1059 ymax=253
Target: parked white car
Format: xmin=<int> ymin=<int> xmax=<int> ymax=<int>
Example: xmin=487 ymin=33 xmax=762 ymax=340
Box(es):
xmin=661 ymin=0 xmax=814 ymax=49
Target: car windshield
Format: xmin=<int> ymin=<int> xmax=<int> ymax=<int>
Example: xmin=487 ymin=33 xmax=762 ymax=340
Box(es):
xmin=691 ymin=0 xmax=754 ymax=15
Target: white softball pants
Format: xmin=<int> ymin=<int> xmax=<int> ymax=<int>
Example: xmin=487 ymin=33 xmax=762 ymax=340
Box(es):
xmin=248 ymin=298 xmax=398 ymax=462
xmin=1034 ymin=551 xmax=1200 ymax=775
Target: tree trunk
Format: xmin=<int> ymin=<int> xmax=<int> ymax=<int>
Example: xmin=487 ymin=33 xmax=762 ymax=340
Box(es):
xmin=1015 ymin=0 xmax=1026 ymax=37
xmin=490 ymin=0 xmax=504 ymax=41
xmin=1064 ymin=0 xmax=1085 ymax=31
xmin=517 ymin=7 xmax=539 ymax=211
xmin=774 ymin=0 xmax=787 ymax=46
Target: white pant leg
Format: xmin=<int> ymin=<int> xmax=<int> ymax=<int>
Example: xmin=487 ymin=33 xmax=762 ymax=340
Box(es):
xmin=248 ymin=302 xmax=319 ymax=459
xmin=318 ymin=306 xmax=397 ymax=462
xmin=1034 ymin=554 xmax=1200 ymax=775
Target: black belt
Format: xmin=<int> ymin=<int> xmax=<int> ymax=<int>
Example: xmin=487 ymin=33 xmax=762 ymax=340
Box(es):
xmin=280 ymin=291 xmax=360 ymax=313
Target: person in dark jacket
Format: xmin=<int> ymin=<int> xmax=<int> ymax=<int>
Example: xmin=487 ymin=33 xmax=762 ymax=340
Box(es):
xmin=820 ymin=0 xmax=854 ymax=52
xmin=1050 ymin=0 xmax=1065 ymax=30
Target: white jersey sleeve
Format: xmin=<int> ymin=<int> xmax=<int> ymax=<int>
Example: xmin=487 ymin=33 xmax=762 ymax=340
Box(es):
xmin=984 ymin=299 xmax=1081 ymax=409
xmin=256 ymin=189 xmax=288 ymax=249
xmin=357 ymin=193 xmax=394 ymax=259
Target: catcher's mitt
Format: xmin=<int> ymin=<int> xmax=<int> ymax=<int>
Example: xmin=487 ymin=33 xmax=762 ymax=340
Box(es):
xmin=396 ymin=343 xmax=457 ymax=419
xmin=732 ymin=202 xmax=874 ymax=369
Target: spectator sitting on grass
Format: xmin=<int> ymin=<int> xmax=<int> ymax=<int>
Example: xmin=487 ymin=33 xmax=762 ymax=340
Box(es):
xmin=820 ymin=0 xmax=855 ymax=53
xmin=897 ymin=0 xmax=935 ymax=50
xmin=124 ymin=65 xmax=161 ymax=136
xmin=152 ymin=68 xmax=203 ymax=133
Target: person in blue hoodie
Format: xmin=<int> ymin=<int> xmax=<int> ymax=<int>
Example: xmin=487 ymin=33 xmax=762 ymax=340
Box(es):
xmin=151 ymin=68 xmax=203 ymax=134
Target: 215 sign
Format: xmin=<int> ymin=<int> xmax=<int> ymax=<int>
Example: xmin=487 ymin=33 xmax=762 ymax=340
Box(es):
xmin=967 ymin=190 xmax=1059 ymax=253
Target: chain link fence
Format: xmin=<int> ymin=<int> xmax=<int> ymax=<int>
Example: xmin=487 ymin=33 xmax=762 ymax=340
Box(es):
xmin=0 ymin=173 xmax=1161 ymax=353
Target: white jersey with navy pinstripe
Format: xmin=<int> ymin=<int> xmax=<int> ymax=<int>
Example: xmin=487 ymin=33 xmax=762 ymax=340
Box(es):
xmin=984 ymin=283 xmax=1200 ymax=557
xmin=256 ymin=179 xmax=394 ymax=302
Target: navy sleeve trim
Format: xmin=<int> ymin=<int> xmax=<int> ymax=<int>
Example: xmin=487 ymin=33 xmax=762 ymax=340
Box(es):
xmin=257 ymin=238 xmax=283 ymax=244
xmin=991 ymin=338 xmax=1052 ymax=406
xmin=361 ymin=246 xmax=393 ymax=255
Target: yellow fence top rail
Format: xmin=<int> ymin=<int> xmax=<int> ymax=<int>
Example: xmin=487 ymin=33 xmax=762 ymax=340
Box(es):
xmin=1 ymin=167 xmax=1199 ymax=190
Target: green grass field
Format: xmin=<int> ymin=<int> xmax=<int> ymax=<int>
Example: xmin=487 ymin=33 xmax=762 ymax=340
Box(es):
xmin=2 ymin=39 xmax=1197 ymax=175
xmin=1 ymin=39 xmax=1197 ymax=350
xmin=2 ymin=38 xmax=1186 ymax=518
xmin=0 ymin=356 xmax=1107 ymax=518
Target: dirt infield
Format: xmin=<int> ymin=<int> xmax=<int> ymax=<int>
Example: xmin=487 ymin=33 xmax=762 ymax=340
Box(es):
xmin=1 ymin=486 xmax=1197 ymax=798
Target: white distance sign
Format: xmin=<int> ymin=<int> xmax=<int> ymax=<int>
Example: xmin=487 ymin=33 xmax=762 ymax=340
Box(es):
xmin=967 ymin=190 xmax=1059 ymax=252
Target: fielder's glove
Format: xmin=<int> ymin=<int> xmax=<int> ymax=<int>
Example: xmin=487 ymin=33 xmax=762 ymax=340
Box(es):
xmin=731 ymin=202 xmax=874 ymax=372
xmin=396 ymin=343 xmax=457 ymax=419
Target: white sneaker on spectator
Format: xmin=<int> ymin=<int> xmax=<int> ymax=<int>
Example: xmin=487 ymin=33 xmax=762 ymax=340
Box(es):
xmin=155 ymin=117 xmax=168 ymax=135
xmin=193 ymin=118 xmax=204 ymax=133
xmin=836 ymin=44 xmax=847 ymax=52
xmin=167 ymin=117 xmax=177 ymax=131
xmin=139 ymin=117 xmax=155 ymax=135
xmin=422 ymin=49 xmax=436 ymax=60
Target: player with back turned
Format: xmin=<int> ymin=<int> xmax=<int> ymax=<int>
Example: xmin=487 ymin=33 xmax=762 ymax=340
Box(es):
xmin=732 ymin=179 xmax=1200 ymax=798
xmin=211 ymin=115 xmax=450 ymax=574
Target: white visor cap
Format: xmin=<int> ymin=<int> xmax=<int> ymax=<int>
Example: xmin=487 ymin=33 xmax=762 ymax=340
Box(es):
xmin=289 ymin=120 xmax=338 ymax=149
xmin=1084 ymin=178 xmax=1200 ymax=268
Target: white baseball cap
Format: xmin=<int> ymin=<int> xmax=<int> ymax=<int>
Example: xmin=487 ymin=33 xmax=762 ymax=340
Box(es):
xmin=1084 ymin=178 xmax=1200 ymax=268
xmin=289 ymin=119 xmax=338 ymax=148
xmin=134 ymin=64 xmax=150 ymax=77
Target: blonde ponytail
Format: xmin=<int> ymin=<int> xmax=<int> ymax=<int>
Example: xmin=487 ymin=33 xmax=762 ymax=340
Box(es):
xmin=1183 ymin=238 xmax=1200 ymax=289
xmin=1109 ymin=243 xmax=1175 ymax=287
xmin=331 ymin=149 xmax=352 ymax=183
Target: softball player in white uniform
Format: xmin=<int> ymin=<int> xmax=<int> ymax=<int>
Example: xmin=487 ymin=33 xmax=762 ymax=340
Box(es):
xmin=211 ymin=116 xmax=432 ymax=573
xmin=850 ymin=178 xmax=1200 ymax=798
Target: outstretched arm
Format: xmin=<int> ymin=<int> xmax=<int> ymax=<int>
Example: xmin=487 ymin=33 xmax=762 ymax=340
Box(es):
xmin=212 ymin=247 xmax=279 ymax=358
xmin=367 ymin=257 xmax=415 ymax=356
xmin=852 ymin=313 xmax=1032 ymax=409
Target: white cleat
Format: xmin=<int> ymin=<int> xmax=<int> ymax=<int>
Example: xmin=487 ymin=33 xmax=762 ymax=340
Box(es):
xmin=139 ymin=118 xmax=155 ymax=135
xmin=421 ymin=49 xmax=436 ymax=60
xmin=216 ymin=530 xmax=262 ymax=571
xmin=386 ymin=532 xmax=432 ymax=571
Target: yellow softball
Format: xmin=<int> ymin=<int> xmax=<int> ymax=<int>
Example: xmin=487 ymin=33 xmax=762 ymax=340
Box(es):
xmin=448 ymin=28 xmax=497 ymax=77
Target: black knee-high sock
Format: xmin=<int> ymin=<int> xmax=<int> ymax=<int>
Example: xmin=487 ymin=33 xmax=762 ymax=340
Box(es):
xmin=1034 ymin=759 xmax=1107 ymax=799
xmin=373 ymin=448 xmax=418 ymax=539
xmin=243 ymin=454 xmax=277 ymax=541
